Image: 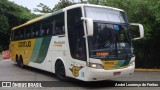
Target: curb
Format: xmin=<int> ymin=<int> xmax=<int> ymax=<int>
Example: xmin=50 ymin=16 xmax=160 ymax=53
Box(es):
xmin=135 ymin=69 xmax=160 ymax=72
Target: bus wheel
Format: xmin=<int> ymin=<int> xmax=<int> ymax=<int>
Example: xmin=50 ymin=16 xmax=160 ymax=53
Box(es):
xmin=18 ymin=56 xmax=24 ymax=68
xmin=55 ymin=61 xmax=67 ymax=81
xmin=16 ymin=55 xmax=19 ymax=66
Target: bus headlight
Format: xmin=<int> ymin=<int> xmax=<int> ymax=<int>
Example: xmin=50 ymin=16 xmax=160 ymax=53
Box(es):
xmin=88 ymin=63 xmax=103 ymax=69
xmin=129 ymin=60 xmax=135 ymax=66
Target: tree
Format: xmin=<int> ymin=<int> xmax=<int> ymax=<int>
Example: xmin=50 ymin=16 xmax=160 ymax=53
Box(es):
xmin=88 ymin=0 xmax=160 ymax=68
xmin=53 ymin=0 xmax=73 ymax=11
xmin=34 ymin=0 xmax=73 ymax=14
xmin=0 ymin=0 xmax=36 ymax=51
xmin=33 ymin=3 xmax=52 ymax=13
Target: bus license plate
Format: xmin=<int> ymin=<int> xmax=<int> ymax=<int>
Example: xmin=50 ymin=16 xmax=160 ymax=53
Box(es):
xmin=113 ymin=72 xmax=121 ymax=76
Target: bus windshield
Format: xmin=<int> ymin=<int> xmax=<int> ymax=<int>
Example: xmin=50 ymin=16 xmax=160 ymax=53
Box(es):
xmin=85 ymin=6 xmax=128 ymax=23
xmin=88 ymin=22 xmax=133 ymax=60
xmin=85 ymin=7 xmax=133 ymax=60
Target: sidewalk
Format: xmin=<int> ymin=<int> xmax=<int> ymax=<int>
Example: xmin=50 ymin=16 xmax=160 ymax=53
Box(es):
xmin=135 ymin=68 xmax=160 ymax=72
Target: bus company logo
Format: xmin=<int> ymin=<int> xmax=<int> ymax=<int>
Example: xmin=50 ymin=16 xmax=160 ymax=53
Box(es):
xmin=105 ymin=62 xmax=115 ymax=65
xmin=2 ymin=82 xmax=11 ymax=87
xmin=70 ymin=66 xmax=83 ymax=77
xmin=53 ymin=41 xmax=65 ymax=47
xmin=18 ymin=41 xmax=31 ymax=47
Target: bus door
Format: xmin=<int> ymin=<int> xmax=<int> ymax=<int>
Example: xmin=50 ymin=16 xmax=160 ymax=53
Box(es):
xmin=67 ymin=8 xmax=87 ymax=78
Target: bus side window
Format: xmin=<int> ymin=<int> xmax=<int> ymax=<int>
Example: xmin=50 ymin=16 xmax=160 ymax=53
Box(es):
xmin=20 ymin=29 xmax=25 ymax=39
xmin=11 ymin=31 xmax=14 ymax=41
xmin=42 ymin=19 xmax=53 ymax=36
xmin=39 ymin=29 xmax=44 ymax=36
xmin=55 ymin=13 xmax=64 ymax=35
xmin=56 ymin=27 xmax=61 ymax=34
xmin=27 ymin=32 xmax=30 ymax=38
xmin=26 ymin=26 xmax=31 ymax=39
xmin=67 ymin=8 xmax=86 ymax=61
xmin=18 ymin=30 xmax=22 ymax=40
xmin=14 ymin=30 xmax=20 ymax=40
xmin=31 ymin=29 xmax=36 ymax=37
xmin=15 ymin=30 xmax=18 ymax=40
xmin=36 ymin=30 xmax=39 ymax=37
xmin=32 ymin=22 xmax=40 ymax=38
xmin=23 ymin=29 xmax=26 ymax=39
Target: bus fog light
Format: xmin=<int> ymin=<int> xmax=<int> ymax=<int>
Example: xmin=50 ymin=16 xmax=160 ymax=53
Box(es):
xmin=88 ymin=63 xmax=103 ymax=69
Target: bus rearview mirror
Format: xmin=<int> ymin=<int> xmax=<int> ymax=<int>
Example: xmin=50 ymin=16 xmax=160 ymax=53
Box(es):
xmin=130 ymin=23 xmax=144 ymax=40
xmin=81 ymin=17 xmax=94 ymax=36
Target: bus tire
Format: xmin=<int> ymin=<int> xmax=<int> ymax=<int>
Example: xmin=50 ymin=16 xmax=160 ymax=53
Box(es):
xmin=55 ymin=60 xmax=67 ymax=81
xmin=19 ymin=56 xmax=24 ymax=68
xmin=16 ymin=55 xmax=19 ymax=66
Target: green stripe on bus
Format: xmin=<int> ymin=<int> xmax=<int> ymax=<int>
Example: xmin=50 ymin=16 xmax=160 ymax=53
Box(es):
xmin=35 ymin=36 xmax=52 ymax=63
xmin=115 ymin=60 xmax=130 ymax=68
xmin=116 ymin=60 xmax=125 ymax=67
xmin=122 ymin=60 xmax=130 ymax=66
xmin=30 ymin=38 xmax=43 ymax=62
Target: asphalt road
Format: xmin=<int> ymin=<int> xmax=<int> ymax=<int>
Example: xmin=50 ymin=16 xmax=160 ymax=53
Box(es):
xmin=0 ymin=58 xmax=160 ymax=90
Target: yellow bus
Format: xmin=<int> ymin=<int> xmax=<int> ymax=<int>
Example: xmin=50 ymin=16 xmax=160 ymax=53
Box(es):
xmin=10 ymin=4 xmax=144 ymax=81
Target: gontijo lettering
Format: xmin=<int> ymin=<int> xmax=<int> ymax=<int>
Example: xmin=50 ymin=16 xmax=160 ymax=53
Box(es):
xmin=18 ymin=41 xmax=31 ymax=47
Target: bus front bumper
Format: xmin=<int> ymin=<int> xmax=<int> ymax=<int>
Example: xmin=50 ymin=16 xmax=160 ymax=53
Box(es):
xmin=85 ymin=65 xmax=135 ymax=81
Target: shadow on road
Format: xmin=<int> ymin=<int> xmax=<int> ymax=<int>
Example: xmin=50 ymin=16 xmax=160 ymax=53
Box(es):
xmin=14 ymin=64 xmax=122 ymax=88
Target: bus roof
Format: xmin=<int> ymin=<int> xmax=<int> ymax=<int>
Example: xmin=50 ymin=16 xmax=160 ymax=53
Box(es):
xmin=12 ymin=4 xmax=124 ymax=30
xmin=64 ymin=4 xmax=124 ymax=12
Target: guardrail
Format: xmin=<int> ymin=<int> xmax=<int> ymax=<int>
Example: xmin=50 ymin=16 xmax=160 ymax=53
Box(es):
xmin=2 ymin=50 xmax=11 ymax=59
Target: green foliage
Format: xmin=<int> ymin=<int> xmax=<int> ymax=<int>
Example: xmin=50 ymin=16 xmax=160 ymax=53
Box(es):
xmin=53 ymin=0 xmax=73 ymax=11
xmin=88 ymin=0 xmax=160 ymax=68
xmin=0 ymin=15 xmax=9 ymax=34
xmin=33 ymin=3 xmax=52 ymax=13
xmin=34 ymin=0 xmax=73 ymax=13
xmin=0 ymin=0 xmax=36 ymax=51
